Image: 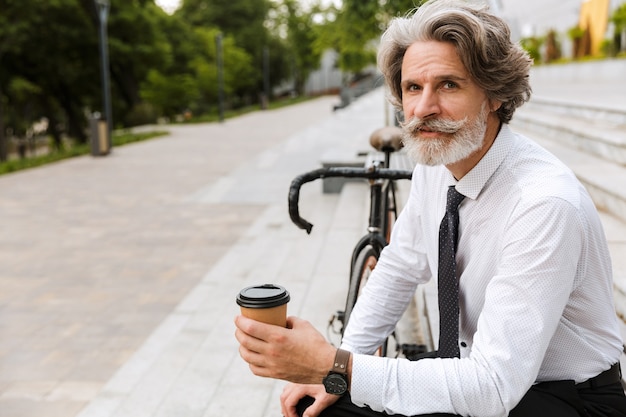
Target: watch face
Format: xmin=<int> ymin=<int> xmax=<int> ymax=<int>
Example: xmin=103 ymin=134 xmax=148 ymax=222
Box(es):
xmin=323 ymin=373 xmax=348 ymax=395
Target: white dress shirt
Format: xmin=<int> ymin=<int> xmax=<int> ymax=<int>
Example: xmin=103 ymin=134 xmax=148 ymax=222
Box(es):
xmin=341 ymin=124 xmax=623 ymax=417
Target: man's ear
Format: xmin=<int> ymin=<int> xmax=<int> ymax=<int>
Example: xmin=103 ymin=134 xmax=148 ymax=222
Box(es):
xmin=490 ymin=100 xmax=503 ymax=112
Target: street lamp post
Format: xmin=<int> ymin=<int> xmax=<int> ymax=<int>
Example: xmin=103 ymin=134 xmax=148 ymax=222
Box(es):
xmin=262 ymin=46 xmax=270 ymax=110
xmin=216 ymin=33 xmax=225 ymax=123
xmin=95 ymin=0 xmax=112 ymax=152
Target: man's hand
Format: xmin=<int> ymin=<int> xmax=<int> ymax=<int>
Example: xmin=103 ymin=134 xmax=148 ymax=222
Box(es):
xmin=280 ymin=383 xmax=340 ymax=417
xmin=234 ymin=315 xmax=336 ymax=384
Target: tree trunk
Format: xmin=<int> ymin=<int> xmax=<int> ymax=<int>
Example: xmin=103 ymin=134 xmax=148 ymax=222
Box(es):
xmin=0 ymin=84 xmax=7 ymax=162
xmin=43 ymin=99 xmax=64 ymax=151
xmin=48 ymin=116 xmax=63 ymax=151
xmin=67 ymin=109 xmax=87 ymax=144
xmin=58 ymin=91 xmax=87 ymax=144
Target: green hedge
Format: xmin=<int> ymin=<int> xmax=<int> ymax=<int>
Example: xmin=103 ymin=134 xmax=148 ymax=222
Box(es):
xmin=0 ymin=131 xmax=168 ymax=176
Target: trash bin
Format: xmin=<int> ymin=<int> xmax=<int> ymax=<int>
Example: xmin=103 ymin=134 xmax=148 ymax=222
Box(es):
xmin=89 ymin=113 xmax=110 ymax=156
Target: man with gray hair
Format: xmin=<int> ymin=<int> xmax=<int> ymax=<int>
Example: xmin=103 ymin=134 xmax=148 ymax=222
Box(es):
xmin=234 ymin=0 xmax=626 ymax=415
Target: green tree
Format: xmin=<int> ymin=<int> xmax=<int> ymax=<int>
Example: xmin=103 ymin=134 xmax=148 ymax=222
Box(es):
xmin=140 ymin=70 xmax=199 ymax=118
xmin=313 ymin=0 xmax=423 ymax=77
xmin=277 ymin=0 xmax=322 ymax=95
xmin=610 ymin=3 xmax=626 ymax=54
xmin=155 ymin=10 xmax=199 ymax=76
xmin=0 ymin=0 xmax=31 ymax=160
xmin=178 ymin=0 xmax=273 ymax=97
xmin=2 ymin=0 xmax=97 ymax=147
xmin=5 ymin=77 xmax=44 ymax=137
xmin=105 ymin=1 xmax=173 ymax=126
xmin=0 ymin=0 xmax=320 ymax=157
xmin=140 ymin=24 xmax=256 ymax=118
xmin=334 ymin=0 xmax=380 ymax=73
xmin=195 ymin=28 xmax=256 ymax=106
xmin=1 ymin=0 xmax=174 ymax=147
xmin=520 ymin=36 xmax=545 ymax=63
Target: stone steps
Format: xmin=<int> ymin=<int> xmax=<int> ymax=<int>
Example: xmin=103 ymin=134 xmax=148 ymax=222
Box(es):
xmin=528 ymin=96 xmax=626 ymax=126
xmin=514 ymin=97 xmax=626 ymax=166
xmin=512 ymin=98 xmax=626 ymax=226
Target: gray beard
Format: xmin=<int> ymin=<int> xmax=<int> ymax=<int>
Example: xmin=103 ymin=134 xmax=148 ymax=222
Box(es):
xmin=401 ymin=105 xmax=488 ymax=166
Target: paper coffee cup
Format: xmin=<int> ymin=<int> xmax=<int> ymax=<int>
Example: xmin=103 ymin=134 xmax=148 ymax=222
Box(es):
xmin=236 ymin=284 xmax=290 ymax=327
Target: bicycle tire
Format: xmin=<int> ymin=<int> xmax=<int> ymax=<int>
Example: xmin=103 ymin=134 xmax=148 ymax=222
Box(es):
xmin=344 ymin=245 xmax=379 ymax=329
xmin=343 ymin=244 xmax=390 ymax=356
xmin=381 ymin=180 xmax=398 ymax=243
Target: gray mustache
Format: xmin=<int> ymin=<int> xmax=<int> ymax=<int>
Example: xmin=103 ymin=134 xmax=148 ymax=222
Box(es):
xmin=401 ymin=117 xmax=467 ymax=135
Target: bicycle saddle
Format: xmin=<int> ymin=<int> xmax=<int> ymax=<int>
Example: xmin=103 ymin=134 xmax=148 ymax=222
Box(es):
xmin=369 ymin=126 xmax=404 ymax=153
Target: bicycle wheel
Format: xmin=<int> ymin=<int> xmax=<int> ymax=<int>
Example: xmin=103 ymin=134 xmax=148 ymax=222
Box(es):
xmin=343 ymin=245 xmax=380 ymax=328
xmin=344 ymin=245 xmax=379 ymax=330
xmin=381 ymin=180 xmax=398 ymax=244
xmin=343 ymin=244 xmax=391 ymax=356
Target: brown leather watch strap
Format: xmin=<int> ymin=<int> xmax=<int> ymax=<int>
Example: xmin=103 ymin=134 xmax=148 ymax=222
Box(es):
xmin=331 ymin=349 xmax=350 ymax=375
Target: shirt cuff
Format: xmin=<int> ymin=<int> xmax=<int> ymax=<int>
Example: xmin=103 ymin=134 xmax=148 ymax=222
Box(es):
xmin=349 ymin=353 xmax=387 ymax=412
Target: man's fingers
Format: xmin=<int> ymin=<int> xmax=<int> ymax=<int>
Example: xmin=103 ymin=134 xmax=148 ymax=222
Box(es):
xmin=236 ymin=315 xmax=289 ymax=344
xmin=302 ymin=401 xmax=321 ymax=417
xmin=239 ymin=345 xmax=277 ymax=378
xmin=286 ymin=315 xmax=301 ymax=329
xmin=280 ymin=384 xmax=336 ymax=417
xmin=234 ymin=327 xmax=266 ymax=354
xmin=307 ymin=393 xmax=342 ymax=417
xmin=280 ymin=385 xmax=301 ymax=417
xmin=238 ymin=344 xmax=268 ymax=370
xmin=235 ymin=315 xmax=266 ymax=338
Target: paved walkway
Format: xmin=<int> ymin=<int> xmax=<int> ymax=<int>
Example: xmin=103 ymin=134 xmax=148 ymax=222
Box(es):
xmin=0 ymin=75 xmax=625 ymax=417
xmin=0 ymin=91 xmax=390 ymax=417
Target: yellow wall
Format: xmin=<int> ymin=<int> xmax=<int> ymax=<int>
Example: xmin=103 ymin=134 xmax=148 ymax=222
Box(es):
xmin=579 ymin=0 xmax=610 ymax=56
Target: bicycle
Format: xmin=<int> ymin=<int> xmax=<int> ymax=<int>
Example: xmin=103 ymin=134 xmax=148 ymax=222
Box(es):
xmin=288 ymin=126 xmax=425 ymax=358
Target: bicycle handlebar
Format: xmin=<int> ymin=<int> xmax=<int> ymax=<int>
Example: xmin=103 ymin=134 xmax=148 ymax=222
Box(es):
xmin=288 ymin=166 xmax=413 ymax=234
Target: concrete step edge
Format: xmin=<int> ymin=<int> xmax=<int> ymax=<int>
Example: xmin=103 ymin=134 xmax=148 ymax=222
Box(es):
xmin=513 ymin=110 xmax=626 ymax=167
xmin=530 ymin=95 xmax=626 ymax=126
xmin=515 ymin=108 xmax=626 ymax=147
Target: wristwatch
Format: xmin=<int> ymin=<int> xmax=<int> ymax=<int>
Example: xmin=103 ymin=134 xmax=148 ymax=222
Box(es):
xmin=322 ymin=348 xmax=350 ymax=395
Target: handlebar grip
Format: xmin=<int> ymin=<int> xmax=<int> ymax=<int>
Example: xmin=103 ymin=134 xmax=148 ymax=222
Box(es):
xmin=288 ymin=169 xmax=327 ymax=234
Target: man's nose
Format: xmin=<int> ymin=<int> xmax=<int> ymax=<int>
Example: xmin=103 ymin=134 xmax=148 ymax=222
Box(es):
xmin=408 ymin=88 xmax=440 ymax=120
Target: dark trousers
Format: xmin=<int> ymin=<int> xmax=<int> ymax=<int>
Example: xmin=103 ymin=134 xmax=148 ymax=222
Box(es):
xmin=297 ymin=381 xmax=626 ymax=417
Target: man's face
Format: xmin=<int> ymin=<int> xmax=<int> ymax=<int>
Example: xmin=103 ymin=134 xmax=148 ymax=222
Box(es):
xmin=400 ymin=40 xmax=496 ymax=167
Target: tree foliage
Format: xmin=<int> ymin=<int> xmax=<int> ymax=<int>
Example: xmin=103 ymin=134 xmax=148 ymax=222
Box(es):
xmin=312 ymin=0 xmax=422 ymax=77
xmin=2 ymin=0 xmax=101 ymax=154
xmin=0 ymin=0 xmax=253 ymax=155
xmin=611 ymin=3 xmax=626 ymax=33
xmin=177 ymin=0 xmax=274 ymax=95
xmin=0 ymin=0 xmax=419 ymax=160
xmin=273 ymin=0 xmax=322 ymax=94
xmin=610 ymin=2 xmax=626 ymax=53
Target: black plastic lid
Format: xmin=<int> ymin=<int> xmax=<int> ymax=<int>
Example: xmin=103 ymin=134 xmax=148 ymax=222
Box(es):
xmin=236 ymin=284 xmax=290 ymax=309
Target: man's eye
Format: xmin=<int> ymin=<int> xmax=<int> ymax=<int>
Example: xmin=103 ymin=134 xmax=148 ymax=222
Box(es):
xmin=443 ymin=81 xmax=458 ymax=89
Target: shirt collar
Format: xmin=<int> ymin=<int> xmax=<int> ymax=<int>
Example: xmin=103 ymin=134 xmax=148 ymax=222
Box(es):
xmin=450 ymin=123 xmax=514 ymax=200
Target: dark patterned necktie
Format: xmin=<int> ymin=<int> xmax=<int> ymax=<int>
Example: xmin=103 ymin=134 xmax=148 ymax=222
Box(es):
xmin=438 ymin=186 xmax=465 ymax=358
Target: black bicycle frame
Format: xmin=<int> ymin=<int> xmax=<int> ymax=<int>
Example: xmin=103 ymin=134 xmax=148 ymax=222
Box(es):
xmin=347 ymin=179 xmax=388 ymax=275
